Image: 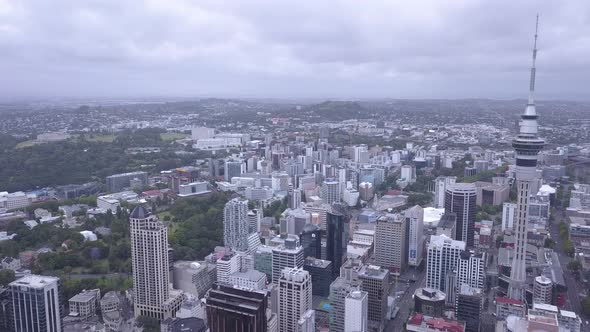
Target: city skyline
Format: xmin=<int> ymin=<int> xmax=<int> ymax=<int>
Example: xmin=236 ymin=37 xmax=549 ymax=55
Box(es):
xmin=0 ymin=1 xmax=590 ymax=100
xmin=0 ymin=2 xmax=588 ymax=332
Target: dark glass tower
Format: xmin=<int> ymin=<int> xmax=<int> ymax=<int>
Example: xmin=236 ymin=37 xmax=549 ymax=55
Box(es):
xmin=327 ymin=204 xmax=349 ymax=278
xmin=299 ymin=223 xmax=323 ymax=259
xmin=445 ymin=184 xmax=477 ymax=247
xmin=205 ymin=283 xmax=268 ymax=332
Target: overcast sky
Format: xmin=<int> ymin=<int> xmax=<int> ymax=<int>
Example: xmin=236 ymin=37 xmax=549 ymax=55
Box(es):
xmin=0 ymin=0 xmax=589 ymax=100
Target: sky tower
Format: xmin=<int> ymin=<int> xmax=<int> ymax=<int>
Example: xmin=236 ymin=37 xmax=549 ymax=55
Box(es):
xmin=508 ymin=15 xmax=545 ymax=301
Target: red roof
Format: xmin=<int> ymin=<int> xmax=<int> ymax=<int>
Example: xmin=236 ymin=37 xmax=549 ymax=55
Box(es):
xmin=408 ymin=313 xmax=424 ymax=326
xmin=425 ymin=318 xmax=465 ymax=332
xmin=386 ymin=189 xmax=403 ymax=195
xmin=496 ymin=296 xmax=524 ymax=305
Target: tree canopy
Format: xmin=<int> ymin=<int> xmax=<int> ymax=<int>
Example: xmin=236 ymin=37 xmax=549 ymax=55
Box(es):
xmin=168 ymin=192 xmax=230 ymax=260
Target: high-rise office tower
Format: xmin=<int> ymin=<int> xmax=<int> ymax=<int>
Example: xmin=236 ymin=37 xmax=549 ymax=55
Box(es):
xmin=272 ymin=236 xmax=304 ymax=283
xmin=445 ymin=183 xmax=477 ymax=247
xmin=278 ymin=268 xmax=312 ymax=332
xmin=254 ymin=245 xmax=274 ymax=282
xmin=9 ymin=275 xmax=61 ymax=332
xmin=326 ymin=205 xmax=349 ymax=277
xmin=297 ymin=310 xmax=316 ymax=332
xmin=329 ymin=277 xmax=354 ymax=332
xmin=509 ymin=16 xmax=545 ymax=302
xmin=291 ymin=188 xmax=302 ymax=209
xmin=353 ymin=145 xmax=369 ymax=164
xmin=322 ymin=178 xmax=341 ymax=205
xmin=205 ymin=283 xmax=268 ymax=332
xmin=272 ymin=172 xmax=290 ymax=192
xmin=223 ymin=198 xmax=250 ymax=252
xmin=434 ymin=176 xmax=456 ymax=208
xmin=375 ymin=213 xmax=408 ymax=274
xmin=358 ymin=265 xmax=390 ymax=330
xmin=345 ymin=289 xmax=368 ymax=332
xmin=456 ymin=284 xmax=483 ymax=332
xmin=225 ymin=159 xmax=242 ymax=181
xmin=456 ymin=251 xmax=486 ymax=290
xmin=337 ymin=167 xmax=347 ymax=196
xmin=299 ymin=224 xmax=323 ymax=259
xmin=406 ymin=205 xmax=424 ymax=267
xmin=426 ymin=235 xmax=465 ymax=292
xmin=248 ymin=209 xmax=262 ymax=233
xmin=303 ymin=257 xmax=332 ymax=297
xmin=329 ymin=259 xmax=364 ymax=332
xmin=130 ymin=206 xmax=183 ymax=319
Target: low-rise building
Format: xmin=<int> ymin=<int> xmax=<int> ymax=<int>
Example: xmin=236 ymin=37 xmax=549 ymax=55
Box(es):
xmin=68 ymin=289 xmax=101 ymax=321
xmin=406 ymin=313 xmax=465 ymax=332
xmin=173 ymin=261 xmax=216 ymax=298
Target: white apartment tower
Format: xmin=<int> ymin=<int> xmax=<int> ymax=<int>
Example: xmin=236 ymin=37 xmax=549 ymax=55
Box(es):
xmin=248 ymin=209 xmax=262 ymax=233
xmin=456 ymin=251 xmax=486 ymax=290
xmin=502 ymin=202 xmax=517 ymax=232
xmin=533 ymin=275 xmax=553 ymax=305
xmin=216 ymin=252 xmax=241 ymax=284
xmin=508 ymin=16 xmax=545 ymax=302
xmin=223 ymin=198 xmax=250 ymax=252
xmin=345 ymin=289 xmax=368 ymax=332
xmin=279 ymin=268 xmax=313 ymax=332
xmin=375 ymin=214 xmax=407 ymax=274
xmin=9 ymin=275 xmax=61 ymax=332
xmin=401 ymin=165 xmax=416 ymax=183
xmin=272 ymin=237 xmax=304 ymax=283
xmin=130 ymin=206 xmax=183 ymax=319
xmin=406 ymin=205 xmax=424 ymax=267
xmin=354 ymin=145 xmax=369 ymax=164
xmin=434 ymin=176 xmax=457 ymax=208
xmin=322 ymin=178 xmax=341 ymax=205
xmin=426 ymin=235 xmax=466 ymax=292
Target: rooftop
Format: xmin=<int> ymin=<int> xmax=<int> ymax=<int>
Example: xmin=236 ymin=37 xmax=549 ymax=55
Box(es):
xmin=130 ymin=205 xmax=150 ymax=219
xmin=70 ymin=289 xmax=100 ymax=303
xmin=10 ymin=274 xmax=59 ymax=289
xmin=496 ymin=296 xmax=524 ymax=306
xmin=230 ymin=270 xmax=266 ymax=282
xmin=304 ymin=257 xmax=332 ymax=268
xmin=358 ymin=264 xmax=388 ymax=280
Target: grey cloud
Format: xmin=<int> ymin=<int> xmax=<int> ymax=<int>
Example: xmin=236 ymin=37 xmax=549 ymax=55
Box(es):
xmin=0 ymin=0 xmax=589 ymax=99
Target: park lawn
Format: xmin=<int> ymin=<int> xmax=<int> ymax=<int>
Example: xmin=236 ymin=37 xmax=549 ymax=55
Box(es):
xmin=86 ymin=133 xmax=116 ymax=142
xmin=160 ymin=132 xmax=189 ymax=141
xmin=70 ymin=133 xmax=116 ymax=143
xmin=15 ymin=140 xmax=35 ymax=148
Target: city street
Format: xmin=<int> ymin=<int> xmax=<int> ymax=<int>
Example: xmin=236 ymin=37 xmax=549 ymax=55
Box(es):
xmin=386 ymin=267 xmax=426 ymax=331
xmin=549 ymin=209 xmax=587 ymax=320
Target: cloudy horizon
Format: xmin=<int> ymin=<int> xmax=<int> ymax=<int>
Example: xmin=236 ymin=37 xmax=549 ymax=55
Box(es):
xmin=1 ymin=0 xmax=589 ymax=100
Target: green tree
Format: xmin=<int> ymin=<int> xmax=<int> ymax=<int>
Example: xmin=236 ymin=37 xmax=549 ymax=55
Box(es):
xmin=544 ymin=238 xmax=556 ymax=249
xmin=496 ymin=235 xmax=504 ymax=248
xmin=406 ymin=192 xmax=433 ymax=207
xmin=563 ymin=240 xmax=575 ymax=257
xmin=567 ymin=260 xmax=581 ymax=272
xmin=0 ymin=269 xmax=16 ymax=286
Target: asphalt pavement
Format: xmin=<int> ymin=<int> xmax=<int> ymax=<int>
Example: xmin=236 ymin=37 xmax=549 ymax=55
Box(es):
xmin=385 ymin=267 xmax=426 ymax=331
